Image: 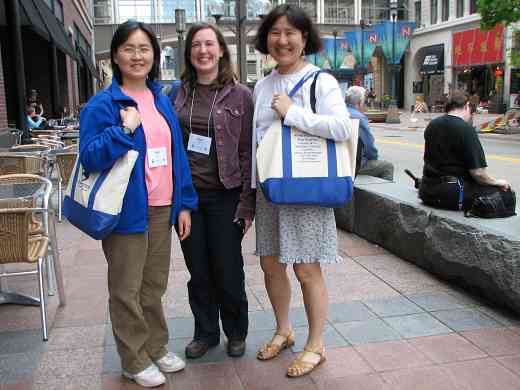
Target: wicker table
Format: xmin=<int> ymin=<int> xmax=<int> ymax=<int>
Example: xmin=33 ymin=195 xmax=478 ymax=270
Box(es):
xmin=0 ymin=181 xmax=45 ymax=306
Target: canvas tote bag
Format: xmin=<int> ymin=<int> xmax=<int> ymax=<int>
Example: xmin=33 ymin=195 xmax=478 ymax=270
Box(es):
xmin=257 ymin=71 xmax=359 ymax=208
xmin=63 ymin=150 xmax=139 ymax=240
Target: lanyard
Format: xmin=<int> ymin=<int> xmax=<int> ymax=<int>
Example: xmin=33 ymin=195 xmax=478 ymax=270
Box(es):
xmin=189 ymin=87 xmax=219 ymax=137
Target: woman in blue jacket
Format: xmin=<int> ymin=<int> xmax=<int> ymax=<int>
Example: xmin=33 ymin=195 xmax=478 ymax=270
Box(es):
xmin=79 ymin=20 xmax=197 ymax=388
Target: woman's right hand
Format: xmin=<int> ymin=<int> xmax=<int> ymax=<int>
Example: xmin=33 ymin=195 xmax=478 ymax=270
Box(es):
xmin=120 ymin=107 xmax=141 ymax=132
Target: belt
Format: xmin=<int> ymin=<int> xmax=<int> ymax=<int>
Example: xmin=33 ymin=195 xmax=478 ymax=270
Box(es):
xmin=422 ymin=175 xmax=459 ymax=184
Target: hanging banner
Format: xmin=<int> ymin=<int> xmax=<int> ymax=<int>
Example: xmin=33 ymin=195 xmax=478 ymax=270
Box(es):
xmin=452 ymin=24 xmax=504 ymax=66
xmin=322 ymin=38 xmax=351 ymax=69
xmin=344 ymin=29 xmax=379 ymax=70
xmin=373 ymin=21 xmax=415 ymax=64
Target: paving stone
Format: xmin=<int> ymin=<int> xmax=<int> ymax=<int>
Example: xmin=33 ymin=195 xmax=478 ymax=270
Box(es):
xmin=461 ymin=327 xmax=520 ymax=356
xmin=328 ymin=301 xmax=377 ymax=323
xmin=33 ymin=347 xmax=104 ymax=381
xmin=442 ymin=358 xmax=520 ymax=390
xmin=0 ymin=352 xmax=41 ymax=384
xmin=381 ymin=365 xmax=460 ymax=390
xmin=291 ymin=325 xmax=349 ymax=352
xmin=407 ymin=333 xmax=487 ymax=363
xmin=46 ymin=325 xmax=105 ymax=351
xmin=167 ymin=317 xmax=195 ymax=339
xmin=496 ymin=355 xmax=520 ymax=376
xmin=32 ymin=375 xmax=103 ymax=390
xmin=0 ymin=330 xmax=44 ymax=354
xmin=334 ymin=319 xmax=402 ymax=345
xmin=248 ymin=310 xmax=276 ymax=331
xmin=406 ymin=293 xmax=469 ymax=311
xmin=354 ymin=340 xmax=433 ymax=372
xmin=383 ymin=313 xmax=452 ymax=338
xmin=363 ymin=296 xmax=424 ymax=317
xmin=431 ymin=309 xmax=502 ymax=331
xmin=309 ymin=346 xmax=373 ymax=382
xmin=315 ymin=373 xmax=389 ymax=390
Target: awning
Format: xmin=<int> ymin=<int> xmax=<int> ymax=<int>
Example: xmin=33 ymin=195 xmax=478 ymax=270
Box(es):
xmin=29 ymin=0 xmax=78 ymax=59
xmin=420 ymin=44 xmax=444 ymax=75
xmin=78 ymin=47 xmax=100 ymax=80
xmin=452 ymin=24 xmax=504 ymax=67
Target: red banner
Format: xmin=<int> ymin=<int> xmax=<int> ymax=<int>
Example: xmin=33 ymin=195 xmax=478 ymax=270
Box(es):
xmin=452 ymin=24 xmax=504 ymax=66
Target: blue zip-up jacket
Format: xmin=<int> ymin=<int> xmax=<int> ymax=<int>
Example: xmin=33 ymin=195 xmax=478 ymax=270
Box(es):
xmin=79 ymin=79 xmax=198 ymax=234
xmin=346 ymin=105 xmax=379 ymax=167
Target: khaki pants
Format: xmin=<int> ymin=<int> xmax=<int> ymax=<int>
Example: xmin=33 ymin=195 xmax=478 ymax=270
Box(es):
xmin=102 ymin=206 xmax=172 ymax=374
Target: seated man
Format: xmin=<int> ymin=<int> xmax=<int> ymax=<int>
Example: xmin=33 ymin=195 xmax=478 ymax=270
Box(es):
xmin=26 ymin=105 xmax=46 ymax=129
xmin=419 ymin=90 xmax=511 ymax=210
xmin=345 ymin=86 xmax=394 ymax=181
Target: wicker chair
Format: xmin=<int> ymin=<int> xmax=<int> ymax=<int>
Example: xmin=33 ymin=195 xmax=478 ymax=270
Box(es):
xmin=0 ymin=174 xmax=66 ymax=341
xmin=0 ymin=154 xmax=46 ymax=176
xmin=55 ymin=152 xmax=78 ymax=221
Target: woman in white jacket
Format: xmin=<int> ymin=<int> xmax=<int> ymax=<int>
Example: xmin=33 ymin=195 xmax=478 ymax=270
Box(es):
xmin=252 ymin=4 xmax=354 ymax=378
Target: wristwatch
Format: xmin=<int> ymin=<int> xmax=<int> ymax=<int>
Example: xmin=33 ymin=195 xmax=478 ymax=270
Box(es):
xmin=122 ymin=125 xmax=133 ymax=135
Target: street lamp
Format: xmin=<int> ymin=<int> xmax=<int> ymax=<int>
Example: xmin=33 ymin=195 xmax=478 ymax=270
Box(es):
xmin=332 ymin=30 xmax=338 ymax=70
xmin=386 ymin=0 xmax=401 ymax=123
xmin=359 ymin=19 xmax=370 ymax=85
xmin=208 ymin=0 xmax=272 ymax=82
xmin=175 ymin=8 xmax=186 ymax=79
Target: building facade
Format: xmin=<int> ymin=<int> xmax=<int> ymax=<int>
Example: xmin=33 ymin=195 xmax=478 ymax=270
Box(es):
xmin=405 ymin=0 xmax=516 ymax=112
xmin=0 ymin=0 xmax=96 ymax=135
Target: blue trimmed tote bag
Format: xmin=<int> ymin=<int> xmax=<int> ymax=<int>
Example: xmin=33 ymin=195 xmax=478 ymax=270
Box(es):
xmin=63 ymin=150 xmax=139 ymax=240
xmin=257 ymin=71 xmax=359 ymax=208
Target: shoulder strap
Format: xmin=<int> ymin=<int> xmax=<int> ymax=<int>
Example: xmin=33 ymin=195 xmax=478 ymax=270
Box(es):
xmin=310 ymin=70 xmax=323 ymax=114
xmin=288 ymin=70 xmax=319 ymax=98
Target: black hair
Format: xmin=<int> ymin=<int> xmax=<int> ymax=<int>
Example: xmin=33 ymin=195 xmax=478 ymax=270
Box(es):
xmin=254 ymin=4 xmax=322 ymax=55
xmin=445 ymin=90 xmax=469 ymax=113
xmin=110 ymin=20 xmax=161 ymax=84
xmin=181 ymin=23 xmax=235 ymax=89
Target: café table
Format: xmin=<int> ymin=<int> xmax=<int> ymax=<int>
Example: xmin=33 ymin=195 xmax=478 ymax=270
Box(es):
xmin=0 ymin=180 xmax=46 ymax=306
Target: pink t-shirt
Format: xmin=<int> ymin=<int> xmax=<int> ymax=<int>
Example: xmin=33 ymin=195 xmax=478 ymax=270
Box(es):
xmin=123 ymin=87 xmax=173 ymax=206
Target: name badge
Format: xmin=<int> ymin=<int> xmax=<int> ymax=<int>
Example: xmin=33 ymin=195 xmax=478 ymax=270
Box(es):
xmin=148 ymin=147 xmax=168 ymax=168
xmin=187 ymin=133 xmax=212 ymax=155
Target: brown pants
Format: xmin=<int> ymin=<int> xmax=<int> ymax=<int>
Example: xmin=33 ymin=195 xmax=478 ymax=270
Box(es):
xmin=102 ymin=206 xmax=172 ymax=374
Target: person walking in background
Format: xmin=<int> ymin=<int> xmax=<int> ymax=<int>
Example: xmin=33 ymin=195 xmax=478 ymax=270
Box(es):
xmin=345 ymin=86 xmax=394 ymax=181
xmin=252 ymin=4 xmax=354 ymax=377
xmin=79 ymin=20 xmax=197 ymax=388
xmin=171 ymin=23 xmax=255 ymax=360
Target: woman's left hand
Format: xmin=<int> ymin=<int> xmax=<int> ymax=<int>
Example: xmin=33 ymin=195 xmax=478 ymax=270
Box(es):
xmin=271 ymin=93 xmax=293 ymax=118
xmin=177 ymin=210 xmax=191 ymax=241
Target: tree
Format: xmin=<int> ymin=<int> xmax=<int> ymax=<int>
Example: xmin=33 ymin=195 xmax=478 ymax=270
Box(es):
xmin=478 ymin=0 xmax=520 ymax=30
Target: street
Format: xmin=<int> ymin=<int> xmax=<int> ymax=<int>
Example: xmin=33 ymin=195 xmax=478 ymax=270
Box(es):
xmin=371 ymin=116 xmax=520 ymax=192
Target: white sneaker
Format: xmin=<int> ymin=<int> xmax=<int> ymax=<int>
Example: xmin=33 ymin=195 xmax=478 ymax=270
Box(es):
xmin=123 ymin=364 xmax=166 ymax=388
xmin=155 ymin=352 xmax=186 ymax=373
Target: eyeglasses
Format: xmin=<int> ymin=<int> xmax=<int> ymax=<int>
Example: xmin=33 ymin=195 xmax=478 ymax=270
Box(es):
xmin=120 ymin=46 xmax=153 ymax=57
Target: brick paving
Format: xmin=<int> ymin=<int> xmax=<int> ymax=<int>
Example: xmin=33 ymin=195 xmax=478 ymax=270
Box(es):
xmin=1 ymin=219 xmax=520 ymax=389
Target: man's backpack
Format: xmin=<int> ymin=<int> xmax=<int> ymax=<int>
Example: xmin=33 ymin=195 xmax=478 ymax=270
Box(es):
xmin=464 ymin=189 xmax=516 ymax=218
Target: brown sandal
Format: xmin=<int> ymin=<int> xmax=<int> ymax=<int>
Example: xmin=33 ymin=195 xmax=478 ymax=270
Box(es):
xmin=286 ymin=346 xmax=326 ymax=377
xmin=256 ymin=330 xmax=295 ymax=361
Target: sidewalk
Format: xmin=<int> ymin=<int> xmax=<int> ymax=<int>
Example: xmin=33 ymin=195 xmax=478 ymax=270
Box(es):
xmin=2 ymin=219 xmax=520 ymax=389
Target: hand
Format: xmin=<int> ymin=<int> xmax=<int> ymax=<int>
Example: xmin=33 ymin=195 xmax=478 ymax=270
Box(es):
xmin=496 ymin=179 xmax=511 ymax=192
xmin=271 ymin=93 xmax=293 ymax=118
xmin=177 ymin=210 xmax=191 ymax=241
xmin=243 ymin=218 xmax=252 ymax=234
xmin=120 ymin=107 xmax=141 ymax=132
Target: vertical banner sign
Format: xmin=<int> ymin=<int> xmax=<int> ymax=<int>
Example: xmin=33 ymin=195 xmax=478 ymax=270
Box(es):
xmin=344 ymin=29 xmax=379 ymax=69
xmin=374 ymin=21 xmax=415 ymax=64
xmin=322 ymin=38 xmax=351 ymax=69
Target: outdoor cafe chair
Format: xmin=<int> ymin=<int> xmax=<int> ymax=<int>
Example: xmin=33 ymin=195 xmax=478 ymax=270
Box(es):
xmin=0 ymin=174 xmax=66 ymax=341
xmin=55 ymin=152 xmax=77 ymax=222
xmin=0 ymin=153 xmax=46 ymax=176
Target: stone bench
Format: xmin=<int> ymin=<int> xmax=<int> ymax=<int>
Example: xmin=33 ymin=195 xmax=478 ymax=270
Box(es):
xmin=335 ymin=175 xmax=520 ymax=314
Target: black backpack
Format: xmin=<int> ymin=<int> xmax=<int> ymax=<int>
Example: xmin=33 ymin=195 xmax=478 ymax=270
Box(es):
xmin=464 ymin=189 xmax=517 ymax=218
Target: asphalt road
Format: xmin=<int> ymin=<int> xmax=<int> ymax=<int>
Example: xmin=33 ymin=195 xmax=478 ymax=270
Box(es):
xmin=371 ymin=126 xmax=520 ymax=192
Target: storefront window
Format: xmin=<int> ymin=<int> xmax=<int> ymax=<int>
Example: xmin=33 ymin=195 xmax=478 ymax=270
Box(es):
xmin=324 ymin=0 xmax=355 ymax=24
xmin=441 ymin=0 xmax=449 ymax=21
xmin=456 ymin=0 xmax=464 ymax=17
xmin=470 ymin=0 xmax=478 ymax=14
xmin=414 ymin=1 xmax=421 ymax=27
xmin=285 ymin=0 xmax=317 ymax=21
xmin=430 ymin=0 xmax=438 ymax=25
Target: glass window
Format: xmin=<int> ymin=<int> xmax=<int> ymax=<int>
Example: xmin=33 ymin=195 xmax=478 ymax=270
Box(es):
xmin=247 ymin=61 xmax=257 ymax=75
xmin=441 ymin=0 xmax=449 ymax=21
xmin=456 ymin=0 xmax=464 ymax=17
xmin=44 ymin=0 xmax=53 ymax=8
xmin=361 ymin=0 xmax=388 ymax=24
xmin=430 ymin=0 xmax=438 ymax=24
xmin=324 ymin=0 xmax=355 ymax=24
xmin=469 ymin=0 xmax=478 ymax=14
xmin=414 ymin=1 xmax=421 ymax=26
xmin=94 ymin=0 xmax=112 ymax=24
xmin=54 ymin=0 xmax=64 ymax=22
xmin=161 ymin=0 xmax=198 ymax=23
xmin=285 ymin=0 xmax=317 ymax=21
